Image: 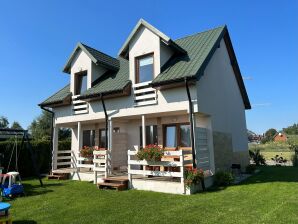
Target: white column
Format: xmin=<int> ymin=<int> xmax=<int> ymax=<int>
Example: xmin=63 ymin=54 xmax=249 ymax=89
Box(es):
xmin=52 ymin=125 xmax=59 ymax=171
xmin=108 ymin=118 xmax=113 ymax=174
xmin=78 ymin=122 xmax=82 ymax=151
xmin=142 ymin=115 xmax=146 ymax=148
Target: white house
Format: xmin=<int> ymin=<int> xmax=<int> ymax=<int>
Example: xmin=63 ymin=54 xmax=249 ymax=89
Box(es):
xmin=39 ymin=19 xmax=251 ymax=194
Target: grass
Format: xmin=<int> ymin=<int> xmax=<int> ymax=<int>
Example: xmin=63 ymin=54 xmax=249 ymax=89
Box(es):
xmin=7 ymin=166 xmax=298 ymax=224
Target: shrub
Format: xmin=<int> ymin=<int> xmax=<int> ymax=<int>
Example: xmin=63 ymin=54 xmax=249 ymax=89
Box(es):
xmin=136 ymin=144 xmax=164 ymax=162
xmin=184 ymin=168 xmax=204 ymax=187
xmin=249 ymin=149 xmax=266 ymax=165
xmin=245 ymin=164 xmax=256 ymax=174
xmin=214 ymin=170 xmax=234 ymax=186
xmin=0 ymin=140 xmax=70 ymax=177
xmin=291 ymin=152 xmax=298 ymax=167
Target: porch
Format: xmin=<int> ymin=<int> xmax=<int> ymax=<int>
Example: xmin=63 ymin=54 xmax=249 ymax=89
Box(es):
xmin=51 ymin=112 xmax=214 ymax=194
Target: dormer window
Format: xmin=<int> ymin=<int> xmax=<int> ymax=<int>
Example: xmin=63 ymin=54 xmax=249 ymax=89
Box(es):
xmin=135 ymin=53 xmax=154 ymax=83
xmin=75 ymin=71 xmax=87 ymax=95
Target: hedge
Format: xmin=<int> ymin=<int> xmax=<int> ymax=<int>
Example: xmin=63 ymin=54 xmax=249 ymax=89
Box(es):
xmin=0 ymin=140 xmax=71 ymax=177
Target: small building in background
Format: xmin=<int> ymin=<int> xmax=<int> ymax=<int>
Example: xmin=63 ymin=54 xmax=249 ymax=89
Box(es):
xmin=273 ymin=133 xmax=287 ymax=142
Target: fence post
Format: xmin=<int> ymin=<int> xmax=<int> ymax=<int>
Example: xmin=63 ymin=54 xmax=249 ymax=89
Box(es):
xmin=180 ymin=150 xmax=185 ymax=194
xmin=128 ymin=150 xmax=132 ymax=189
xmin=93 ymin=151 xmax=97 ymax=184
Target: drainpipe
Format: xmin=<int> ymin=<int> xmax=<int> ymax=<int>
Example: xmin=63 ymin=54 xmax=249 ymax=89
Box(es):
xmin=40 ymin=106 xmax=54 ymax=172
xmin=100 ymin=94 xmax=108 ymax=150
xmin=184 ymin=78 xmax=197 ymax=169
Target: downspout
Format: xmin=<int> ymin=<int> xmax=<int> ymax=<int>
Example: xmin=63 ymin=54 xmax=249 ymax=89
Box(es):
xmin=184 ymin=78 xmax=197 ymax=169
xmin=100 ymin=94 xmax=108 ymax=150
xmin=41 ymin=106 xmax=54 ymax=172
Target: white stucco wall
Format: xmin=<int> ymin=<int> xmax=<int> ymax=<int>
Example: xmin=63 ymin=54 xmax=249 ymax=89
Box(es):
xmin=91 ymin=63 xmax=107 ymax=84
xmin=128 ymin=26 xmax=174 ymax=84
xmin=196 ymin=39 xmax=248 ymax=152
xmin=70 ymin=49 xmax=92 ymax=93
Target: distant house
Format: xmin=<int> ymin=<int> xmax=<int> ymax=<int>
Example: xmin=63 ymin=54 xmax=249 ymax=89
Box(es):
xmin=273 ymin=133 xmax=287 ymax=142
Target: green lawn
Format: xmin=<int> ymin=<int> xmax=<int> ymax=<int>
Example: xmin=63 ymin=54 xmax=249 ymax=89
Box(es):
xmin=7 ymin=166 xmax=298 ymax=224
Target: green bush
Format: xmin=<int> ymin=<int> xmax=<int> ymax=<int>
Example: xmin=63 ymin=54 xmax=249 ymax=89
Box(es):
xmin=291 ymin=152 xmax=298 ymax=167
xmin=214 ymin=170 xmax=234 ymax=186
xmin=249 ymin=149 xmax=266 ymax=165
xmin=0 ymin=140 xmax=70 ymax=177
xmin=245 ymin=164 xmax=256 ymax=174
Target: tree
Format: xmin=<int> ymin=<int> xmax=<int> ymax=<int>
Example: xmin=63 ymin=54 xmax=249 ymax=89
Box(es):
xmin=29 ymin=110 xmax=71 ymax=140
xmin=29 ymin=110 xmax=52 ymax=140
xmin=261 ymin=128 xmax=277 ymax=144
xmin=283 ymin=123 xmax=298 ymax=135
xmin=10 ymin=121 xmax=23 ymax=130
xmin=0 ymin=116 xmax=9 ymax=128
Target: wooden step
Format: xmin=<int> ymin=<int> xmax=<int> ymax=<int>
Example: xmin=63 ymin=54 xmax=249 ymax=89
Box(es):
xmin=48 ymin=173 xmax=69 ymax=180
xmin=97 ymin=182 xmax=127 ymax=191
xmin=103 ymin=178 xmax=128 ymax=184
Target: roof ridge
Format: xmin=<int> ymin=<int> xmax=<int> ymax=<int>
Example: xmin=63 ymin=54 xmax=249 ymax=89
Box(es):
xmin=174 ymin=25 xmax=226 ymax=41
xmin=80 ymin=42 xmax=118 ymax=60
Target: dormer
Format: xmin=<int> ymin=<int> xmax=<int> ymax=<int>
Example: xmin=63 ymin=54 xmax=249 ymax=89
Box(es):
xmin=118 ymin=19 xmax=186 ymax=85
xmin=62 ymin=42 xmax=120 ymax=114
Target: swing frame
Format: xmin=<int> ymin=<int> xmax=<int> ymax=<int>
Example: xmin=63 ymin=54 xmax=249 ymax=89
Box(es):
xmin=0 ymin=128 xmax=43 ymax=187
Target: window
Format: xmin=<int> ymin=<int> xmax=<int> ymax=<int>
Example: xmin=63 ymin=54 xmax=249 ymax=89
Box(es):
xmin=140 ymin=125 xmax=158 ymax=146
xmin=135 ymin=54 xmax=154 ymax=83
xmin=99 ymin=129 xmax=107 ymax=148
xmin=165 ymin=125 xmax=177 ymax=148
xmin=164 ymin=123 xmax=191 ymax=148
xmin=83 ymin=130 xmax=95 ymax=147
xmin=75 ymin=71 xmax=87 ymax=95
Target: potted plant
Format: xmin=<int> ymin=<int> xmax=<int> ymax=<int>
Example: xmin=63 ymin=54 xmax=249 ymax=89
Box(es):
xmin=136 ymin=144 xmax=164 ymax=162
xmin=184 ymin=168 xmax=204 ymax=193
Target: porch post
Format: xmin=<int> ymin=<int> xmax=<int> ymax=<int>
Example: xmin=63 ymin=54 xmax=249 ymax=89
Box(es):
xmin=142 ymin=115 xmax=146 ymax=148
xmin=77 ymin=122 xmax=82 ymax=171
xmin=108 ymin=118 xmax=112 ymax=175
xmin=52 ymin=125 xmax=58 ymax=171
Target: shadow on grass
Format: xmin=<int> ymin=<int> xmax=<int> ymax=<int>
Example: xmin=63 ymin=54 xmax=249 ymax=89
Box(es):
xmin=13 ymin=221 xmax=37 ymax=224
xmin=201 ymin=166 xmax=298 ymax=193
xmin=239 ymin=166 xmax=298 ymax=185
xmin=23 ymin=182 xmax=64 ymax=197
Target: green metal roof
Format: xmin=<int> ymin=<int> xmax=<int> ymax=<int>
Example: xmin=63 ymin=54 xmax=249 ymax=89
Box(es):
xmin=78 ymin=57 xmax=131 ymax=99
xmin=151 ymin=26 xmax=226 ymax=85
xmin=41 ymin=24 xmax=250 ymax=109
xmin=63 ymin=42 xmax=119 ymax=74
xmin=39 ymin=84 xmax=71 ymax=107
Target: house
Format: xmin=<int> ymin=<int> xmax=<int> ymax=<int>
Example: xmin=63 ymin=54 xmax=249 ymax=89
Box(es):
xmin=273 ymin=133 xmax=287 ymax=142
xmin=39 ymin=19 xmax=251 ymax=194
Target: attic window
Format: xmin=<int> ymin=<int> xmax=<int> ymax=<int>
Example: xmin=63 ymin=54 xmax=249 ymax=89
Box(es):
xmin=75 ymin=71 xmax=87 ymax=95
xmin=135 ymin=53 xmax=154 ymax=83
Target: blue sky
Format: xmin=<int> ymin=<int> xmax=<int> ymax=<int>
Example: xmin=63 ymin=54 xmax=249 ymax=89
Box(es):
xmin=0 ymin=0 xmax=297 ymax=134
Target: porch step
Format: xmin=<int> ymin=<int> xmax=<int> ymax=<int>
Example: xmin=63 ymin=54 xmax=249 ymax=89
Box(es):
xmin=97 ymin=177 xmax=129 ymax=191
xmin=102 ymin=178 xmax=129 ymax=185
xmin=48 ymin=173 xmax=69 ymax=180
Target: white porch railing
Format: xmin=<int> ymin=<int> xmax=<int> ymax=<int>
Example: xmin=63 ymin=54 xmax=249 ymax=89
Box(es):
xmin=72 ymin=95 xmax=88 ymax=115
xmin=77 ymin=153 xmax=94 ymax=169
xmin=127 ymin=150 xmax=192 ymax=193
xmin=133 ymin=81 xmax=157 ymax=107
xmin=93 ymin=150 xmax=110 ymax=184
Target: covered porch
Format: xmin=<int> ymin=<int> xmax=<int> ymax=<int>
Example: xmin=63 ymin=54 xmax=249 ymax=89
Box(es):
xmin=51 ymin=111 xmax=214 ymax=194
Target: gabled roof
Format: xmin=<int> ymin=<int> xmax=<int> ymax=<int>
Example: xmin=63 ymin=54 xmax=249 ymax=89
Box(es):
xmin=78 ymin=57 xmax=131 ymax=100
xmin=151 ymin=25 xmax=251 ymax=109
xmin=39 ymin=84 xmax=71 ymax=107
xmin=63 ymin=42 xmax=120 ymax=74
xmin=152 ymin=26 xmax=226 ymax=85
xmin=118 ymin=19 xmax=186 ymax=58
xmin=41 ymin=23 xmax=250 ymax=109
